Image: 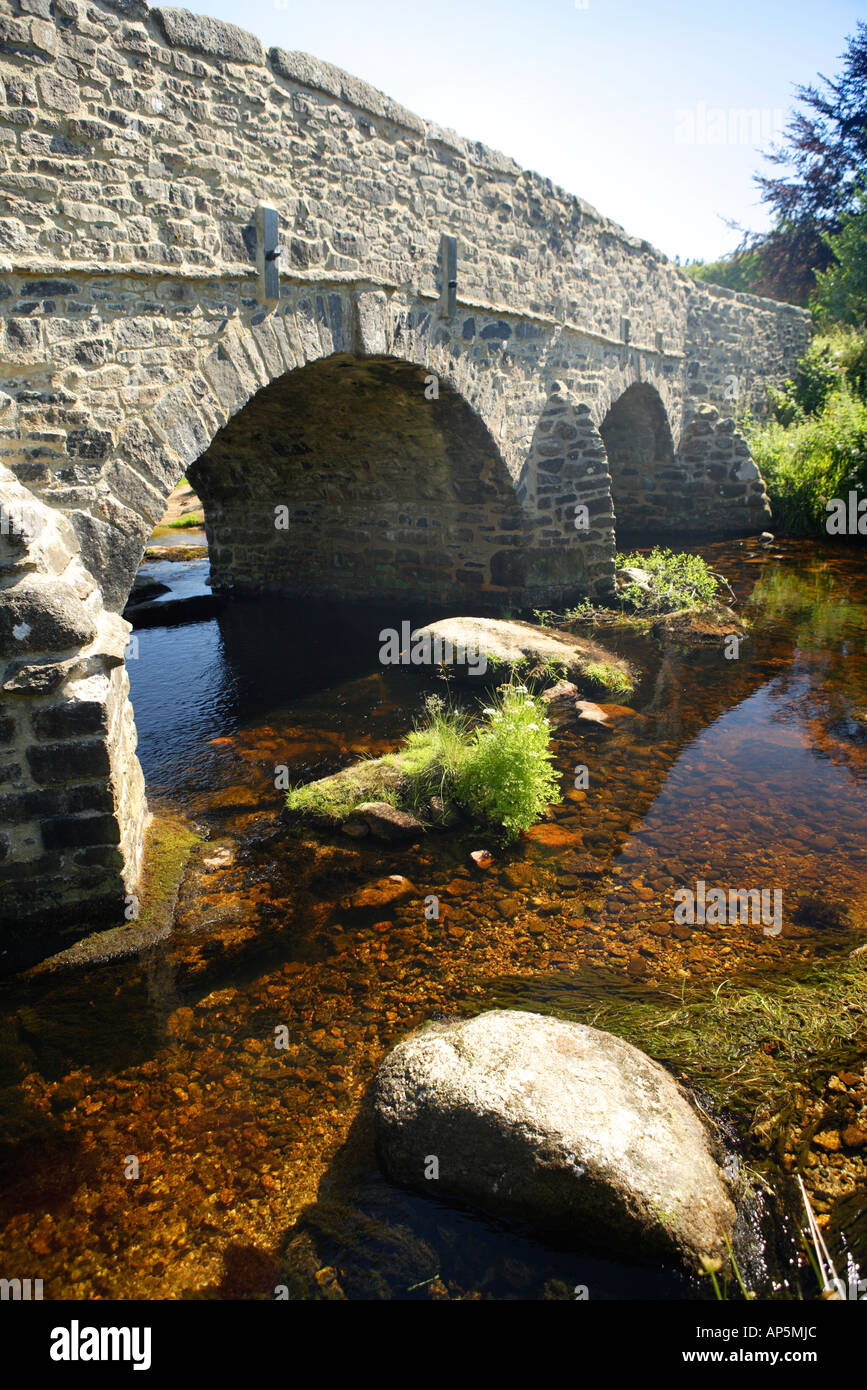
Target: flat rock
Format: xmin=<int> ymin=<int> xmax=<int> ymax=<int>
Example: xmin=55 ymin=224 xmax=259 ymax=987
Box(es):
xmin=574 ymin=699 xmax=612 ymax=726
xmin=347 ymin=801 xmax=424 ymax=842
xmin=373 ymin=1008 xmax=735 ymax=1270
xmin=651 ymin=605 xmax=745 ymax=645
xmin=413 ymin=616 xmax=633 ymax=688
xmin=347 ymin=874 xmax=414 ymax=910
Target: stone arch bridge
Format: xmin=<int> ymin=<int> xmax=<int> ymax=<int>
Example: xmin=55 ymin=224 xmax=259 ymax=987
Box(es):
xmin=0 ymin=0 xmax=810 ymax=947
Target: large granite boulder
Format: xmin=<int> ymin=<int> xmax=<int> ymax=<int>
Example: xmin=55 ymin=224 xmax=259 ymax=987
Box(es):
xmin=373 ymin=1009 xmax=735 ymax=1271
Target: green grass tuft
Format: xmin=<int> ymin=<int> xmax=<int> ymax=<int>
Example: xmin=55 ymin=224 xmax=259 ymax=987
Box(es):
xmin=286 ymin=687 xmax=562 ymax=841
xmin=582 ymin=660 xmax=636 ymax=697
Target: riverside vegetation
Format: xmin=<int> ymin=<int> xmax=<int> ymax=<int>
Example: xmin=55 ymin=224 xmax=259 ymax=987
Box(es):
xmin=684 ymin=23 xmax=867 ymax=542
xmin=744 ymin=328 xmax=867 ymax=535
xmin=286 ymin=685 xmax=561 ymax=842
xmin=285 ymin=551 xmax=726 ymax=840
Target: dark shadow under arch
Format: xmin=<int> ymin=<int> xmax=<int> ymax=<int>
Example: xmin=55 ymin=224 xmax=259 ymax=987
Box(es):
xmin=600 ymin=383 xmax=678 ymax=538
xmin=185 ymin=354 xmax=524 ymax=607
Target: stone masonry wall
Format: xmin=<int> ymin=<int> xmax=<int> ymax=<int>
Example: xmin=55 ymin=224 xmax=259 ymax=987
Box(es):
xmin=0 ymin=0 xmax=812 ymax=950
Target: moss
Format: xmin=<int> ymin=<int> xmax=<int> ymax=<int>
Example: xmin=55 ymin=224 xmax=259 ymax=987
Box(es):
xmin=581 ymin=660 xmax=636 ymax=697
xmin=27 ymin=814 xmax=200 ymax=975
xmin=286 ymin=757 xmax=407 ymax=823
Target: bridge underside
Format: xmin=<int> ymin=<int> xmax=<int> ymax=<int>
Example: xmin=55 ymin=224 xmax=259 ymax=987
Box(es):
xmin=602 ymin=384 xmax=770 ymax=540
xmin=192 ymin=355 xmax=528 ymax=607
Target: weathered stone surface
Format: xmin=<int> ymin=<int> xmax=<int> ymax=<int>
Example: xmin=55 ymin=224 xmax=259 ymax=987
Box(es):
xmin=373 ymin=1009 xmax=736 ymax=1269
xmin=69 ymin=506 xmax=150 ymax=613
xmin=269 ymin=49 xmax=426 ymax=134
xmin=346 ymin=801 xmax=424 ymax=842
xmin=0 ymin=576 xmax=96 ymax=657
xmin=153 ymin=7 xmax=265 ymax=64
xmin=414 ymin=616 xmax=634 ymax=689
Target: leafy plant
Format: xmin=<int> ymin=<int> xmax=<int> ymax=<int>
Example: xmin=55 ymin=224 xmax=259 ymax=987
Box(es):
xmin=616 ymin=547 xmax=720 ymax=613
xmin=532 ymin=608 xmax=557 ymax=628
xmin=746 ymin=382 xmax=867 ymax=533
xmin=813 ymin=183 xmax=867 ymax=327
xmin=286 ymin=687 xmax=562 ymax=840
xmin=453 ymin=684 xmax=561 ymax=840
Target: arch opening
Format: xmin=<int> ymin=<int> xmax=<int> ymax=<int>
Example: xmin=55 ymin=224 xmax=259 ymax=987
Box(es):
xmin=600 ymin=383 xmax=677 ymax=538
xmin=184 ymin=354 xmax=524 ymax=607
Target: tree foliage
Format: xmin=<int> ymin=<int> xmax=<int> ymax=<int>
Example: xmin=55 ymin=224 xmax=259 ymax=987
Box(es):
xmin=693 ymin=23 xmax=867 ymax=307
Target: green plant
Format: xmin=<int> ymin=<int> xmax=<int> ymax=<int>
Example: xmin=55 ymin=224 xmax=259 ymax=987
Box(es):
xmin=167 ymin=512 xmax=205 ymax=529
xmin=582 ymin=660 xmax=635 ymax=697
xmin=532 ymin=608 xmax=557 ymax=628
xmin=564 ymin=598 xmax=594 ymax=621
xmin=538 ymin=656 xmax=569 ymax=684
xmin=765 ymin=329 xmax=867 ymax=426
xmin=399 ymin=695 xmax=473 ymax=810
xmin=452 ymin=683 xmax=561 ymax=840
xmin=285 ymin=687 xmax=563 ymax=839
xmin=813 ymin=185 xmax=867 ymax=327
xmin=746 ymin=382 xmax=867 ymax=533
xmin=616 ymin=547 xmax=719 ymax=613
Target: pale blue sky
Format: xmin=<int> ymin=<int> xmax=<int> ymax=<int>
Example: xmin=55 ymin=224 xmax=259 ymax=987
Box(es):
xmin=204 ymin=0 xmax=863 ymax=263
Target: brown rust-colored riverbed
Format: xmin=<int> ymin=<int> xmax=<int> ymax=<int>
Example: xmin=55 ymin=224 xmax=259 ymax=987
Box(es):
xmin=0 ymin=539 xmax=865 ymax=1299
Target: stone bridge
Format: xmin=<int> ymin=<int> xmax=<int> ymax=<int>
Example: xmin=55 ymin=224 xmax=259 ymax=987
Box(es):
xmin=0 ymin=0 xmax=811 ymax=948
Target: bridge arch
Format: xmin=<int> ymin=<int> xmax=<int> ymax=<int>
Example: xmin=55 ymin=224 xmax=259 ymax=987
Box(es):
xmin=186 ymin=352 xmax=526 ymax=606
xmin=600 ymin=382 xmax=677 ymax=538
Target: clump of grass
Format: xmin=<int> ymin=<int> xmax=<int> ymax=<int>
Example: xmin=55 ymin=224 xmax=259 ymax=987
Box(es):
xmin=582 ymin=659 xmax=635 ymax=698
xmin=168 ymin=512 xmax=205 ymax=529
xmin=286 ymin=686 xmax=562 ymax=840
xmin=549 ymin=953 xmax=867 ymax=1121
xmin=399 ymin=697 xmax=473 ymax=811
xmin=616 ymin=547 xmax=720 ymax=613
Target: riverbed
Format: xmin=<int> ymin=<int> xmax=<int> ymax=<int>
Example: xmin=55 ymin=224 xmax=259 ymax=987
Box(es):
xmin=0 ymin=537 xmax=865 ymax=1299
